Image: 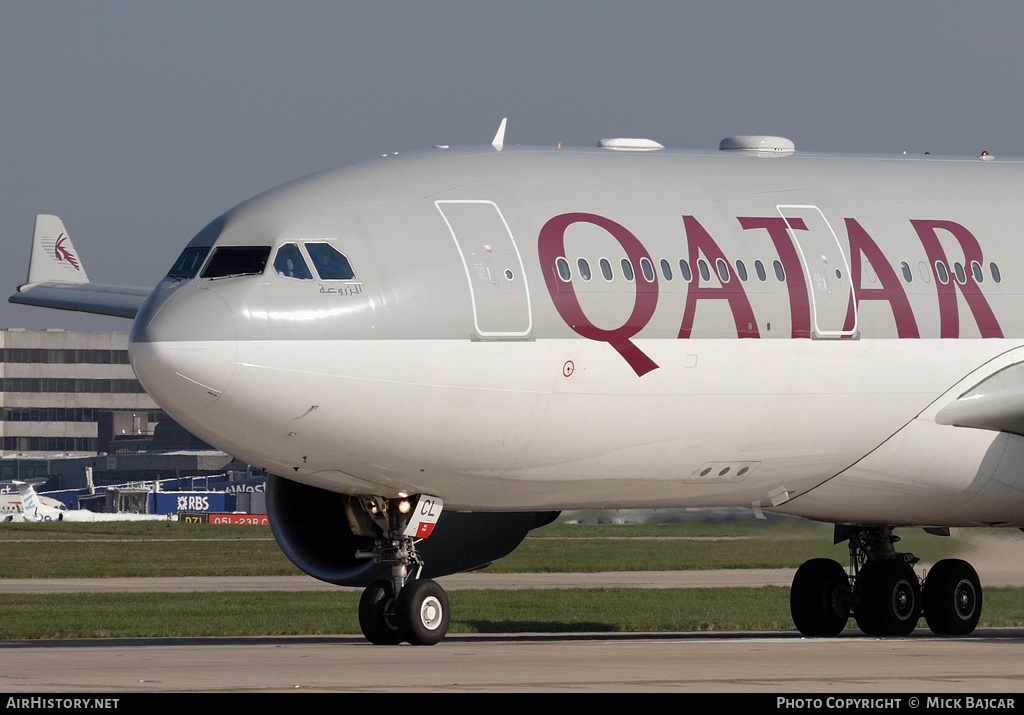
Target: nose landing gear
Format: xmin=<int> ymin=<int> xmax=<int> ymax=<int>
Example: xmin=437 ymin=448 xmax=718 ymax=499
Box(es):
xmin=351 ymin=495 xmax=451 ymax=645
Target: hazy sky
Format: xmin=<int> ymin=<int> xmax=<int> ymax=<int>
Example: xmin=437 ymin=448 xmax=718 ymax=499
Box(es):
xmin=4 ymin=1 xmax=1023 ymax=331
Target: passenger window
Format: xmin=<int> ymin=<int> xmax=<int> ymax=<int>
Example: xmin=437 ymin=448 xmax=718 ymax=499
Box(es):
xmin=991 ymin=262 xmax=1002 ymax=283
xmin=901 ymin=261 xmax=913 ymax=282
xmin=698 ymin=260 xmax=711 ymax=282
xmin=200 ymin=246 xmax=271 ymax=279
xmin=556 ymin=257 xmax=571 ymax=282
xmin=167 ymin=246 xmax=211 ymax=279
xmin=735 ymin=260 xmax=748 ymax=282
xmin=640 ymin=258 xmax=655 ymax=282
xmin=935 ymin=261 xmax=949 ymax=285
xmin=773 ymin=260 xmax=786 ymax=282
xmin=660 ymin=259 xmax=673 ymax=281
xmin=620 ymin=258 xmax=635 ymax=281
xmin=954 ymin=262 xmax=967 ymax=285
xmin=755 ymin=260 xmax=767 ymax=282
xmin=600 ymin=258 xmax=613 ymax=281
xmin=716 ymin=258 xmax=731 ymax=283
xmin=273 ymin=244 xmax=313 ymax=280
xmin=577 ymin=258 xmax=592 ymax=281
xmin=678 ymin=259 xmax=692 ymax=282
xmin=305 ymin=242 xmax=355 ymax=280
xmin=971 ymin=261 xmax=984 ymax=283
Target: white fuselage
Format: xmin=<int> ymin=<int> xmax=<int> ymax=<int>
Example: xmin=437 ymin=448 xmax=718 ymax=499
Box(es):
xmin=128 ymin=145 xmax=1024 ymax=526
xmin=130 ymin=334 xmax=1024 ymax=525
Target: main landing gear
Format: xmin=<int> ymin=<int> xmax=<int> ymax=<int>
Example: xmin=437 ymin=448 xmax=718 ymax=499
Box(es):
xmin=791 ymin=525 xmax=982 ymax=638
xmin=350 ymin=495 xmax=451 ymax=646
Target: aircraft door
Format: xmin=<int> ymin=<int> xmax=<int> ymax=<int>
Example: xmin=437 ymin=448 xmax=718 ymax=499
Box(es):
xmin=777 ymin=205 xmax=857 ymax=338
xmin=436 ymin=200 xmax=533 ymax=339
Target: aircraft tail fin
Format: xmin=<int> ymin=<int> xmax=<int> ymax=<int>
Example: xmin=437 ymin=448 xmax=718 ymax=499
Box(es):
xmin=26 ymin=214 xmax=90 ymax=285
xmin=16 ymin=482 xmax=41 ymax=513
xmin=14 ymin=482 xmax=64 ymax=522
xmin=10 ymin=214 xmax=150 ymax=319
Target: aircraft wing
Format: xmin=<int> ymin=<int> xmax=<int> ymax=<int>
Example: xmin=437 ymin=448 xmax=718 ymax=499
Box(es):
xmin=8 ymin=215 xmax=150 ymax=319
xmin=10 ymin=282 xmax=150 ymax=319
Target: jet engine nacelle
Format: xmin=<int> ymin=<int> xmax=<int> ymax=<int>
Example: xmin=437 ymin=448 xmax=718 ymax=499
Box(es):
xmin=265 ymin=474 xmax=558 ymax=587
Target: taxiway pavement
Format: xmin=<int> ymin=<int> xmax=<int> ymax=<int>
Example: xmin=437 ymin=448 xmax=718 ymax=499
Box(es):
xmin=1 ymin=533 xmax=1022 ymax=692
xmin=2 ymin=630 xmax=1024 ymax=693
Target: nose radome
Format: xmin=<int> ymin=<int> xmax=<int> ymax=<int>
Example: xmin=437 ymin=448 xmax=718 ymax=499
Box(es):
xmin=130 ymin=287 xmax=238 ymax=416
xmin=131 ymin=340 xmax=237 ymax=415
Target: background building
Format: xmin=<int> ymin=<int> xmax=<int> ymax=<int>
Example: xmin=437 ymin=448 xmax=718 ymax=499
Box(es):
xmin=0 ymin=329 xmax=265 ymax=516
xmin=1 ymin=329 xmax=164 ymax=458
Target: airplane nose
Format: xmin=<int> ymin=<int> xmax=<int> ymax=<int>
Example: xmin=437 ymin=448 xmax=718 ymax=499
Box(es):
xmin=129 ymin=285 xmax=238 ymax=416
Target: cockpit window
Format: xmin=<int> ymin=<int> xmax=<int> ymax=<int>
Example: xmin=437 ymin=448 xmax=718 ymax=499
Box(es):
xmin=167 ymin=246 xmax=211 ymax=279
xmin=200 ymin=246 xmax=271 ymax=279
xmin=305 ymin=242 xmax=355 ymax=280
xmin=273 ymin=243 xmax=313 ymax=280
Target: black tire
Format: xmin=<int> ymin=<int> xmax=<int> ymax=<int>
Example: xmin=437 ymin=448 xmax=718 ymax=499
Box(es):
xmin=855 ymin=560 xmax=921 ymax=636
xmin=396 ymin=578 xmax=451 ymax=646
xmin=791 ymin=558 xmax=851 ymax=636
xmin=923 ymin=559 xmax=982 ymax=636
xmin=358 ymin=579 xmax=403 ymax=645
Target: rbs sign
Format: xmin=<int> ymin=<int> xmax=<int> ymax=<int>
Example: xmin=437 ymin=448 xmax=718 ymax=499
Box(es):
xmin=177 ymin=495 xmax=210 ymax=512
xmin=154 ymin=492 xmax=231 ymax=515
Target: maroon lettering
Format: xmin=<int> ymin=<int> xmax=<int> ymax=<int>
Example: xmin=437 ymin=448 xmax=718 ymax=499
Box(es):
xmin=911 ymin=220 xmax=1002 ymax=338
xmin=737 ymin=216 xmax=811 ymax=338
xmin=843 ymin=219 xmax=920 ymax=338
xmin=538 ymin=213 xmax=659 ymax=376
xmin=679 ymin=216 xmax=759 ymax=339
xmin=538 ymin=211 xmax=1005 ymax=376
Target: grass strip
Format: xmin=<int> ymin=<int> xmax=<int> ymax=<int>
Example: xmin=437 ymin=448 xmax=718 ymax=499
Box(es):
xmin=0 ymin=539 xmax=300 ymax=579
xmin=2 ymin=588 xmax=1024 ymax=639
xmin=0 ymin=519 xmax=965 ymax=578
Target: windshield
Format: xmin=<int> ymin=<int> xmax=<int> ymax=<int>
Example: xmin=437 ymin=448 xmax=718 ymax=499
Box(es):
xmin=200 ymin=246 xmax=271 ymax=279
xmin=273 ymin=243 xmax=313 ymax=280
xmin=305 ymin=242 xmax=355 ymax=280
xmin=167 ymin=246 xmax=211 ymax=279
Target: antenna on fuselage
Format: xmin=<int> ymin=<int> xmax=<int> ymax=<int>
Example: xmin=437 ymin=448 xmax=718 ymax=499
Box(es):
xmin=492 ymin=118 xmax=507 ymax=151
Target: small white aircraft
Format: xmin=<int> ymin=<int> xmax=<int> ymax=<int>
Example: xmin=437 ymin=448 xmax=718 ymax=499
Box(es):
xmin=11 ymin=125 xmax=1024 ymax=644
xmin=3 ymin=482 xmax=169 ymax=522
xmin=0 ymin=483 xmax=69 ymax=522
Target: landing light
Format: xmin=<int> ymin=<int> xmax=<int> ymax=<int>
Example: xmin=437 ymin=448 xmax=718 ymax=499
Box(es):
xmin=398 ymin=499 xmax=413 ymax=515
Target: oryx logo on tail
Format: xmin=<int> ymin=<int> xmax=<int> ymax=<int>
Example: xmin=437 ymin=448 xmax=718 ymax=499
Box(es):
xmin=24 ymin=215 xmax=90 ymax=285
xmin=54 ymin=234 xmax=80 ymax=271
